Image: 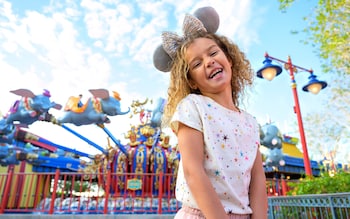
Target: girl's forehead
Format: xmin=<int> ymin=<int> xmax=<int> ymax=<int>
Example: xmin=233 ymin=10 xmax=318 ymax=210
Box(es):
xmin=189 ymin=37 xmax=216 ymax=47
xmin=185 ymin=38 xmax=218 ymax=58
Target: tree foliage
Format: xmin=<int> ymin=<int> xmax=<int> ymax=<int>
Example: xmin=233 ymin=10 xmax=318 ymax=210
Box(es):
xmin=278 ymin=0 xmax=350 ymax=75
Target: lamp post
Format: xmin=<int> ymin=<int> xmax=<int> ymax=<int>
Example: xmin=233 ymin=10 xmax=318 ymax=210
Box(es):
xmin=257 ymin=52 xmax=327 ymax=177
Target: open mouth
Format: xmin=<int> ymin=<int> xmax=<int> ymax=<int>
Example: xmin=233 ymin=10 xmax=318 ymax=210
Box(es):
xmin=209 ymin=69 xmax=223 ymax=79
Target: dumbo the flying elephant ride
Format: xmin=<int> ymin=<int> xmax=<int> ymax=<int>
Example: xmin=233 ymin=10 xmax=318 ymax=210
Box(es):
xmin=55 ymin=88 xmax=130 ymax=155
xmin=5 ymin=89 xmax=62 ymax=125
xmin=58 ymin=89 xmax=129 ymax=126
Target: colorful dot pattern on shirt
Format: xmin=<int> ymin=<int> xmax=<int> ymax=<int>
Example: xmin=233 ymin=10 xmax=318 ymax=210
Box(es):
xmin=171 ymin=94 xmax=259 ymax=215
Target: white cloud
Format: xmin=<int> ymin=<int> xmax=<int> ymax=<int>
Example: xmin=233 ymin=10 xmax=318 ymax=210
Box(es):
xmin=80 ymin=0 xmax=105 ymax=11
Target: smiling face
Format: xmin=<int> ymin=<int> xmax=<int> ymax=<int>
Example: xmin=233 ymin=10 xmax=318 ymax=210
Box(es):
xmin=185 ymin=37 xmax=232 ymax=97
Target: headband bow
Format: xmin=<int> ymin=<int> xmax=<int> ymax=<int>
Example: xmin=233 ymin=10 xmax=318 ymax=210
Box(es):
xmin=162 ymin=14 xmax=207 ymax=59
xmin=153 ymin=6 xmax=220 ymax=72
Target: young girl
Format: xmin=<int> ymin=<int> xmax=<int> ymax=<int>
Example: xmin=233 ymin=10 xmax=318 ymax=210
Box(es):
xmin=154 ymin=7 xmax=267 ymax=219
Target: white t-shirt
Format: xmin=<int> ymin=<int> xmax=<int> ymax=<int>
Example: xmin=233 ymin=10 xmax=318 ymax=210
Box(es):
xmin=171 ymin=94 xmax=259 ymax=214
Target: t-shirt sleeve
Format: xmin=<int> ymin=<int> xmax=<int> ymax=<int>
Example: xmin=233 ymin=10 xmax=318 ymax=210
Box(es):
xmin=170 ymin=95 xmax=203 ymax=134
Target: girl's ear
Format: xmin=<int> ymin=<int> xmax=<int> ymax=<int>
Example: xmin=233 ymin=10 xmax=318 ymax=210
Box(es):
xmin=188 ymin=79 xmax=198 ymax=90
xmin=227 ymin=56 xmax=233 ymax=68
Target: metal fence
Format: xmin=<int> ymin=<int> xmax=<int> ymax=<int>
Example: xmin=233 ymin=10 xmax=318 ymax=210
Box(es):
xmin=268 ymin=192 xmax=350 ymax=219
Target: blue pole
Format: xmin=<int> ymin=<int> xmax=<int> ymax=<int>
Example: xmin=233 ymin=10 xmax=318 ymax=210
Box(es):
xmin=31 ymin=155 xmax=84 ymax=171
xmin=97 ymin=124 xmax=128 ymax=155
xmin=36 ymin=138 xmax=94 ymax=159
xmin=61 ymin=124 xmax=107 ymax=154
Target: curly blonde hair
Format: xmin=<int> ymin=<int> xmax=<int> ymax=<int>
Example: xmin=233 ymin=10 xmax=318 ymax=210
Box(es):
xmin=161 ymin=32 xmax=254 ymax=128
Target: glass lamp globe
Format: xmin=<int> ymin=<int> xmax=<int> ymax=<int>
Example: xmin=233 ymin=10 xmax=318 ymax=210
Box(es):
xmin=261 ymin=67 xmax=277 ymax=81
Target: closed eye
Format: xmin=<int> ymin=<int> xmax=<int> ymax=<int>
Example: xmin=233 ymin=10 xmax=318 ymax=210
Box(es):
xmin=210 ymin=50 xmax=218 ymax=56
xmin=191 ymin=61 xmax=202 ymax=69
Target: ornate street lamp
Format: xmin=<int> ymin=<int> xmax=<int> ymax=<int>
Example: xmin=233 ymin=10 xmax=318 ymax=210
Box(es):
xmin=256 ymin=52 xmax=328 ymax=177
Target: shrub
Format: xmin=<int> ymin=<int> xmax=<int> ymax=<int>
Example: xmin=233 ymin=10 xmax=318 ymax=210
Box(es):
xmin=287 ymin=170 xmax=350 ymax=195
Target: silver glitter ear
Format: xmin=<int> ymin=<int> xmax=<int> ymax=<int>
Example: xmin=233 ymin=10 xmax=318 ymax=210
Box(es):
xmin=182 ymin=14 xmax=207 ymax=36
xmin=161 ymin=31 xmax=184 ymax=60
xmin=161 ymin=14 xmax=207 ymax=59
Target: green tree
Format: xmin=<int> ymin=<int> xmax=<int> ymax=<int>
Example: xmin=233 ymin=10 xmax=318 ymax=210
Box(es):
xmin=278 ymin=0 xmax=350 ymax=75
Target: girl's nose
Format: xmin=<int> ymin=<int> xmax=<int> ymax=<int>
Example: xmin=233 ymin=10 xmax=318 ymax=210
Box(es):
xmin=206 ymin=58 xmax=215 ymax=67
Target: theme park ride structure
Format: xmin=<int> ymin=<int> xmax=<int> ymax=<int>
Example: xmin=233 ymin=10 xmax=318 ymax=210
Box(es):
xmin=0 ymin=88 xmax=180 ymax=214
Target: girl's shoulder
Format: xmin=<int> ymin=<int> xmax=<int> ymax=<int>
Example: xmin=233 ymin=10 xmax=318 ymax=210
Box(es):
xmin=179 ymin=94 xmax=207 ymax=106
xmin=185 ymin=94 xmax=215 ymax=104
xmin=175 ymin=94 xmax=212 ymax=116
xmin=184 ymin=93 xmax=203 ymax=101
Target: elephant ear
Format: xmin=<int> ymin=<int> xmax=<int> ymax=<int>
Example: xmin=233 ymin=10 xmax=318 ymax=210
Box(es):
xmin=193 ymin=6 xmax=220 ymax=34
xmin=89 ymin=89 xmax=110 ymax=99
xmin=259 ymin=124 xmax=265 ymax=140
xmin=10 ymin=89 xmax=35 ymax=98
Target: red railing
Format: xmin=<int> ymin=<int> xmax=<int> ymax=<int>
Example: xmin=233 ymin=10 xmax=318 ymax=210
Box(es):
xmin=0 ymin=165 xmax=292 ymax=215
xmin=0 ymin=167 xmax=180 ymax=215
xmin=266 ymin=178 xmax=296 ymax=197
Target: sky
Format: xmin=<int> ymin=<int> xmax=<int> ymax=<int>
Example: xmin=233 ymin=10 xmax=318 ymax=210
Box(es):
xmin=0 ymin=0 xmax=334 ymax=161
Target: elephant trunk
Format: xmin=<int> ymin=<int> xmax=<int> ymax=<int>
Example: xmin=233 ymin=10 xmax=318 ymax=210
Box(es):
xmin=118 ymin=107 xmax=130 ymax=115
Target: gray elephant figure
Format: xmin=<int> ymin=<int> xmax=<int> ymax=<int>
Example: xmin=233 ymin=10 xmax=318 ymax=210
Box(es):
xmin=150 ymin=97 xmax=166 ymax=128
xmin=58 ymin=89 xmax=130 ymax=126
xmin=5 ymin=89 xmax=62 ymax=125
xmin=260 ymin=124 xmax=285 ymax=167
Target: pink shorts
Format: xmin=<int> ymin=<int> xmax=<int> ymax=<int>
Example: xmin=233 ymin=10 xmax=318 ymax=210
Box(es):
xmin=174 ymin=206 xmax=250 ymax=219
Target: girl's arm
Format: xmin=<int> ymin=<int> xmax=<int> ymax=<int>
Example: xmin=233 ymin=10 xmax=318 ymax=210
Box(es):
xmin=177 ymin=123 xmax=229 ymax=219
xmin=249 ymin=149 xmax=268 ymax=219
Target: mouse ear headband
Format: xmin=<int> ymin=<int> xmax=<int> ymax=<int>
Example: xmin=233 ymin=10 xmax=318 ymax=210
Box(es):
xmin=153 ymin=6 xmax=220 ymax=72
